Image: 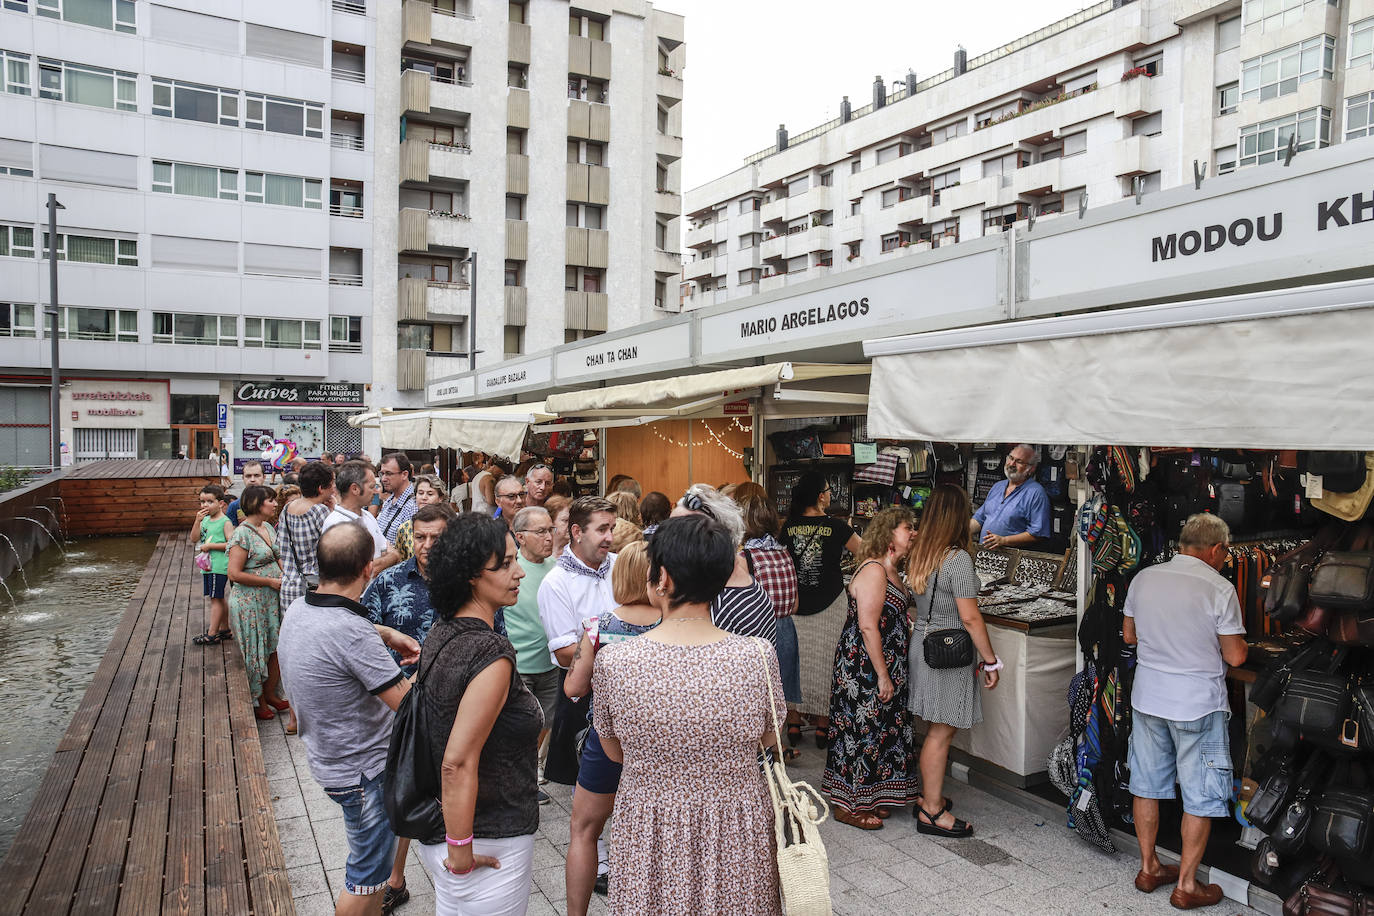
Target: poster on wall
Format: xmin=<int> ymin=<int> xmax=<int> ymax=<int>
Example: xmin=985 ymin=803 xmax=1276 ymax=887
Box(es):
xmin=232 ymin=412 xmax=325 ymax=473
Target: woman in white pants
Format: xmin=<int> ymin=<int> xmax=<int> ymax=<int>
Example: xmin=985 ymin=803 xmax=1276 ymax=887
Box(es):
xmin=417 ymin=513 xmax=544 ymax=915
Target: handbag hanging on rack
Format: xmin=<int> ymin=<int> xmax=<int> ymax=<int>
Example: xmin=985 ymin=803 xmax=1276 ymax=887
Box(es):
xmin=753 ymin=641 xmax=832 ymax=916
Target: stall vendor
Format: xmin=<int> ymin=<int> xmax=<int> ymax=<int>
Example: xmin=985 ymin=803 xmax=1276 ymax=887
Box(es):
xmin=969 ymin=444 xmax=1052 ymax=549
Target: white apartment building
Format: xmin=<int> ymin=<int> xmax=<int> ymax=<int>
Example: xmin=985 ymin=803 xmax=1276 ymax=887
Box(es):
xmin=0 ymin=0 xmax=376 ymax=467
xmin=682 ymin=0 xmax=1374 ymax=309
xmin=371 ymin=0 xmax=685 ymax=411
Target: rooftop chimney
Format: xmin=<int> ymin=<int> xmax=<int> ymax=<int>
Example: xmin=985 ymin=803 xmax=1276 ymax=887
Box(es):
xmin=776 ymin=123 xmax=788 ymax=152
xmin=873 ymin=75 xmax=886 ymax=109
xmin=954 ymin=46 xmax=967 ymax=75
xmin=906 ymin=70 xmax=918 ymax=96
xmin=840 ymin=96 xmax=852 ymax=123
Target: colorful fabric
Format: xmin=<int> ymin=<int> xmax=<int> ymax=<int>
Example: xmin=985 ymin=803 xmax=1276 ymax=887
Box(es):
xmin=743 ymin=536 xmax=798 ymax=618
xmin=823 ymin=562 xmax=919 ymax=813
xmin=226 ymin=521 xmax=282 ymax=698
xmin=392 ymin=519 xmax=414 ymax=559
xmin=376 ymin=482 xmax=417 ymax=541
xmin=362 ymin=558 xmax=440 ymax=676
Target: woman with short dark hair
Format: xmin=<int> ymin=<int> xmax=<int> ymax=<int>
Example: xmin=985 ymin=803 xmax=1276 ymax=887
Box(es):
xmin=638 ymin=491 xmax=671 ymax=533
xmin=227 ymin=485 xmax=287 ymax=721
xmin=591 ymin=515 xmax=785 ymax=915
xmin=414 ymin=513 xmax=542 ymax=914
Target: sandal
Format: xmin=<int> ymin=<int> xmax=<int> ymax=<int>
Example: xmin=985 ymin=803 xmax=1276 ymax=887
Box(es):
xmin=835 ymin=808 xmax=884 ymax=831
xmin=217 ymin=629 xmax=233 ymax=641
xmin=382 ymin=880 xmax=409 ymax=914
xmin=814 ymin=725 xmax=831 ymax=749
xmin=192 ymin=632 xmax=225 ymax=646
xmin=874 ymin=807 xmax=895 ymax=819
xmin=916 ymin=795 xmax=954 ymax=813
xmin=786 ymin=724 xmax=803 ymax=747
xmin=915 ymin=802 xmax=972 ymax=838
xmin=267 ymin=697 xmax=291 ymax=711
xmin=783 ymin=747 xmax=802 ymax=762
xmin=254 ymin=705 xmax=275 ymax=721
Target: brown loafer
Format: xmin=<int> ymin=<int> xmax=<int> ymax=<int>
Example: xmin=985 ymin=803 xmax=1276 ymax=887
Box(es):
xmin=1135 ymin=864 xmax=1180 ymax=893
xmin=1169 ymin=884 xmax=1223 ymax=910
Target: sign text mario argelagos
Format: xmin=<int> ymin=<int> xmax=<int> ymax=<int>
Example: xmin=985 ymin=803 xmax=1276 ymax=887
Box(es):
xmin=739 ymin=297 xmax=870 ymax=339
xmin=1150 ymin=188 xmax=1373 ymax=262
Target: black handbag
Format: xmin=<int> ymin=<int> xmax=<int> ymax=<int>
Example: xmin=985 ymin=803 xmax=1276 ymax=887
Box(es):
xmin=1249 ymin=756 xmax=1298 ymax=834
xmin=1252 ymin=639 xmax=1333 ymax=713
xmin=921 ymin=562 xmax=974 ymax=670
xmin=1311 ymin=786 xmax=1374 ymax=859
xmin=1272 ymin=755 xmax=1329 ymax=855
xmin=1309 ymin=553 xmax=1374 ymax=612
xmin=1309 ymin=451 xmax=1367 ymax=493
xmin=287 ymin=527 xmax=320 ymax=591
xmin=1251 ymin=837 xmax=1322 ymax=898
xmin=383 ymin=628 xmax=459 ymax=844
xmin=1347 ymin=684 xmax=1374 ymax=752
xmin=1276 ymin=671 xmax=1352 ymax=737
xmin=1266 ymin=560 xmax=1316 ymax=623
xmin=1218 ymin=481 xmax=1255 ymax=530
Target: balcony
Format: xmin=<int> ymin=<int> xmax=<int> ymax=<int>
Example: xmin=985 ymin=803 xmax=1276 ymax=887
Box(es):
xmin=1012 ymin=159 xmax=1061 ymax=197
xmin=331 ymin=131 xmax=364 ymax=151
xmin=566 ymin=227 xmax=609 ymax=268
xmin=508 ymin=22 xmax=531 ymax=65
xmin=760 ymin=273 xmax=788 ymax=293
xmin=507 ymin=152 xmax=529 ymax=195
xmin=331 ymin=66 xmax=365 ymax=84
xmin=654 ymin=249 xmax=682 ymax=276
xmin=788 ymin=225 xmax=830 ymax=259
xmin=565 ymin=291 xmax=608 ymax=332
xmin=683 ymin=256 xmax=715 ymax=281
xmin=654 ymin=190 xmax=681 ymax=218
xmin=1115 ymin=75 xmax=1153 ymax=119
xmin=507 ymin=88 xmax=530 ymax=128
xmin=432 ymin=7 xmax=475 ymax=45
xmin=398 ymin=349 xmax=426 ymax=391
xmin=430 ymin=75 xmax=475 ymax=114
xmin=656 ymin=71 xmax=682 ymax=102
xmin=656 ymin=133 xmax=683 ymax=163
xmin=566 ymin=163 xmax=609 ymax=205
xmin=684 ymin=221 xmax=719 ymax=250
xmin=568 ymin=99 xmax=610 ymax=142
xmin=399 ymin=277 xmax=469 ymax=323
xmin=399 ymin=207 xmax=471 ymax=252
xmin=329 ymin=202 xmax=364 ymax=219
xmin=568 ymin=35 xmax=612 ymax=81
xmin=760 ymin=234 xmax=786 ymax=261
xmin=505 ymin=219 xmax=528 ymax=260
xmin=760 ymin=196 xmax=786 ymax=225
xmin=401 ymin=69 xmax=430 ymax=114
xmin=504 ymin=286 xmax=527 ymax=325
xmin=1114 ymin=134 xmax=1148 ymax=177
xmin=889 ymin=193 xmax=930 ymax=227
xmin=786 ymin=186 xmax=831 ymax=222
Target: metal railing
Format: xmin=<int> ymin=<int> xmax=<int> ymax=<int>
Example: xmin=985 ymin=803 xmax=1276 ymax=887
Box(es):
xmin=331 ymin=132 xmax=364 ymax=151
xmin=329 ymin=272 xmax=364 ymax=286
xmin=329 ymin=341 xmax=363 ymax=353
xmin=331 ymin=67 xmax=366 ymax=84
xmin=411 ymin=67 xmax=472 ymax=86
xmin=429 ymin=140 xmax=471 ymax=153
xmin=151 ymin=334 xmax=232 ymax=346
xmin=329 ymin=204 xmax=364 ymax=218
xmin=332 ymin=0 xmax=365 ymax=13
xmin=430 ymin=3 xmax=475 ymax=18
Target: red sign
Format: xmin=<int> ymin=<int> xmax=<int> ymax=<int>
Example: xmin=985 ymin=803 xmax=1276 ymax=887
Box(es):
xmin=723 ymin=400 xmax=750 ymax=416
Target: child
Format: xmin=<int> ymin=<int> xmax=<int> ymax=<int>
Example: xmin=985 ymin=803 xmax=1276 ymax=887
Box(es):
xmin=192 ymin=484 xmax=236 ymax=646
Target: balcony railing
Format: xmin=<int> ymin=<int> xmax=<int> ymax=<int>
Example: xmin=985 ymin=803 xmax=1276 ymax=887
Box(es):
xmin=329 ymin=272 xmax=364 ymax=286
xmin=332 ymin=0 xmax=365 ymax=13
xmin=431 ymin=2 xmax=474 ymax=18
xmin=406 ymin=66 xmax=471 ymax=86
xmin=330 ymin=204 xmax=364 ymax=218
xmin=331 ymin=67 xmax=366 ymax=84
xmin=429 ymin=140 xmax=471 ymax=153
xmin=329 ymin=340 xmax=363 ymax=353
xmin=331 ymin=132 xmax=364 ymax=151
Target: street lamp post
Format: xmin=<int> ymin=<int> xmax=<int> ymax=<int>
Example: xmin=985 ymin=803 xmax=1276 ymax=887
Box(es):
xmin=46 ymin=193 xmax=64 ymax=471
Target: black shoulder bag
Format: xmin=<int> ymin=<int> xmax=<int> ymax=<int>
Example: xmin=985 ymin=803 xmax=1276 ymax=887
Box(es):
xmin=922 ymin=555 xmax=974 ymax=670
xmin=384 ymin=627 xmax=459 ymax=844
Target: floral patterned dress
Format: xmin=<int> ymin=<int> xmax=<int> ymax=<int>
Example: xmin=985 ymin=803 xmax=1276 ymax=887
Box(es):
xmin=226 ymin=521 xmax=282 ymax=699
xmin=822 ymin=560 xmax=919 ymax=813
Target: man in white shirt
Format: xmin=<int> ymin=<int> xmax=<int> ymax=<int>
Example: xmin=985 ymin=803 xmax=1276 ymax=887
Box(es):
xmin=537 ymin=495 xmax=618 ymax=668
xmin=322 ymin=461 xmax=390 ymax=562
xmin=1123 ymin=513 xmax=1248 ymax=911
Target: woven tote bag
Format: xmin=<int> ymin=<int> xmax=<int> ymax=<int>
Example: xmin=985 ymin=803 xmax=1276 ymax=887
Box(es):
xmin=754 ymin=640 xmax=832 ymax=916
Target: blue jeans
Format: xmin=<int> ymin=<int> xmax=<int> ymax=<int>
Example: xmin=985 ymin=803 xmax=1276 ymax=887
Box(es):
xmin=1128 ymin=709 xmax=1232 ymax=818
xmin=323 ymin=769 xmax=396 ymax=895
xmin=775 ymin=616 xmax=803 ymax=704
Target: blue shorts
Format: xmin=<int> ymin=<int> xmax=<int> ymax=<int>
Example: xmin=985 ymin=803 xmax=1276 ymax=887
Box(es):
xmin=775 ymin=616 xmax=803 ymax=705
xmin=202 ymin=573 xmax=227 ymax=598
xmin=1128 ymin=709 xmax=1233 ymax=818
xmin=323 ymin=769 xmax=396 ymax=895
xmin=576 ymin=727 xmax=622 ymax=795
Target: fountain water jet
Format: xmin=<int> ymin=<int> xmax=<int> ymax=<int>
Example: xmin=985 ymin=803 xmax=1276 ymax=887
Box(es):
xmin=14 ymin=518 xmax=66 ymax=558
xmin=0 ymin=534 xmax=29 ymax=593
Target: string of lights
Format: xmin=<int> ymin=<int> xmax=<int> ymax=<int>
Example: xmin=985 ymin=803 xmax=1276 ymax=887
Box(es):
xmin=646 ymin=418 xmax=752 ymax=459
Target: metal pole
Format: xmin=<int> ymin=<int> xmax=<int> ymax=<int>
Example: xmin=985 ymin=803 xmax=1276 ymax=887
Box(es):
xmin=46 ymin=193 xmax=62 ymax=471
xmin=467 ymin=250 xmax=477 ymax=372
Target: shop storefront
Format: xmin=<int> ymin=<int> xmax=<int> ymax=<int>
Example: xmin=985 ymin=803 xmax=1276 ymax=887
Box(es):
xmin=60 ymin=378 xmax=171 ymax=462
xmin=231 ymin=380 xmax=364 ymax=472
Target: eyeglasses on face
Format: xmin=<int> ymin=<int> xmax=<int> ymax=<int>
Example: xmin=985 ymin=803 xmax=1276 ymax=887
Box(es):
xmin=517 ymin=526 xmax=555 ymax=536
xmin=498 ymin=490 xmax=528 ymax=500
xmin=682 ymin=492 xmax=716 ymax=519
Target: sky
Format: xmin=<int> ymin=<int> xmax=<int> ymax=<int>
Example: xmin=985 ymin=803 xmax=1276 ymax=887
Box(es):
xmin=661 ymin=0 xmax=1099 ymax=192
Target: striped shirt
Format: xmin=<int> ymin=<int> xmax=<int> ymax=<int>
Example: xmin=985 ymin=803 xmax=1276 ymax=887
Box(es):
xmin=712 ymin=580 xmax=777 ymax=645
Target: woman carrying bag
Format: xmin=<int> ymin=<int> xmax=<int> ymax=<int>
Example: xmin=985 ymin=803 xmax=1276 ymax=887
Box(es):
xmin=905 ymin=484 xmax=1000 ymax=838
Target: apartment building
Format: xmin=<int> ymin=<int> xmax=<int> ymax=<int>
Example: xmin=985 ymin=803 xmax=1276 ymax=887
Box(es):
xmin=0 ymin=0 xmax=375 ymax=467
xmin=371 ymin=0 xmax=685 ymax=410
xmin=682 ymin=0 xmax=1374 ymax=309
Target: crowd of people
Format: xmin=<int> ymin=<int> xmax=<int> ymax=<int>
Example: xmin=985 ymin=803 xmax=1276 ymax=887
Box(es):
xmin=194 ymin=455 xmax=1015 ymax=916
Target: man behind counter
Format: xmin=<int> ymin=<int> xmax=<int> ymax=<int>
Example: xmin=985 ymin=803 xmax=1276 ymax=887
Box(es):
xmin=969 ymin=444 xmax=1052 ymax=549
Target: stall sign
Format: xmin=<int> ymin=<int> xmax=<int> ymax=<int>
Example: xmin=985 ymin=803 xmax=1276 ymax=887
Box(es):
xmin=476 ymin=356 xmax=552 ymax=398
xmin=61 ymin=378 xmax=170 ymax=428
xmin=427 ymin=375 xmax=476 ymax=406
xmin=555 ymin=323 xmax=692 ymax=382
xmin=233 ymin=381 xmax=365 ymax=407
xmin=723 ymin=399 xmax=750 ymax=416
xmin=698 ymin=248 xmax=1002 ymax=359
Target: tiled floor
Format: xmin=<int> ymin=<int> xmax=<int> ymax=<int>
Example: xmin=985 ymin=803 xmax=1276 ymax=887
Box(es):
xmin=259 ymin=716 xmax=1265 ymax=916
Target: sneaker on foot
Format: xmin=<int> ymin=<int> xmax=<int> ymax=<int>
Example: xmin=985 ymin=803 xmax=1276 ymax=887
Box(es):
xmin=538 ymin=789 xmax=551 ymax=805
xmin=594 ymin=873 xmax=609 ymax=896
xmin=382 ymin=881 xmax=409 ymax=914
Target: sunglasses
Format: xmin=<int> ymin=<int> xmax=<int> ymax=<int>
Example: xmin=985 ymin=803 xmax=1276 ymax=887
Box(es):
xmin=682 ymin=492 xmax=716 ymax=520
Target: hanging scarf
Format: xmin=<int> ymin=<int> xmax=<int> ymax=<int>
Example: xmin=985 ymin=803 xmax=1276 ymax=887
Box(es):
xmin=557 ymin=548 xmax=611 ymax=579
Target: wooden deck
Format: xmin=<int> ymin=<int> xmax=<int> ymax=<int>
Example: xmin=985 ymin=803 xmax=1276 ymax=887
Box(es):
xmin=65 ymin=460 xmax=222 ymax=480
xmin=0 ymin=534 xmax=294 ymax=916
xmin=61 ymin=462 xmax=223 ymax=537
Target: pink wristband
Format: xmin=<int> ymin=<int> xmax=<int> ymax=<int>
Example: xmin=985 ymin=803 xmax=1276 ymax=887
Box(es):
xmin=445 ymin=834 xmax=473 ymax=847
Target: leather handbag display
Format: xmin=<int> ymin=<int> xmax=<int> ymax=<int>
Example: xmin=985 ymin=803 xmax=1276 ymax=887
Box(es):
xmin=1249 ymin=756 xmax=1299 ymax=834
xmin=1252 ymin=640 xmax=1334 ymax=714
xmin=1266 ymin=560 xmax=1316 ymax=623
xmin=1346 ymin=684 xmax=1374 ymax=752
xmin=1287 ymin=882 xmax=1366 ymax=916
xmin=1331 ymin=611 xmax=1374 ymax=648
xmin=1272 ymin=755 xmax=1329 ymax=855
xmin=1309 ymin=553 xmax=1374 ymax=612
xmin=1276 ymin=671 xmax=1352 ymax=737
xmin=1310 ymin=786 xmax=1374 ymax=859
xmin=1312 ymin=453 xmax=1374 ymax=522
xmin=1308 ymin=452 xmax=1368 ymax=493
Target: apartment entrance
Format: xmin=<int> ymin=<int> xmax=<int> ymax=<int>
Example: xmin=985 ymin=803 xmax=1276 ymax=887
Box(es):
xmin=171 ymin=426 xmax=220 ymax=460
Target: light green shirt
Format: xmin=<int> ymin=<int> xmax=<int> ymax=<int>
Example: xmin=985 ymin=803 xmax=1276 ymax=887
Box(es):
xmin=506 ymin=553 xmax=555 ymax=675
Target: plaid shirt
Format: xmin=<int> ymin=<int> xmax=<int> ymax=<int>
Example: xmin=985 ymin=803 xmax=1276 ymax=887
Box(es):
xmin=744 ymin=535 xmax=798 ymax=618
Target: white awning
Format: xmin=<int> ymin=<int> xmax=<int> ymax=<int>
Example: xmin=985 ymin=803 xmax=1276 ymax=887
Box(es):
xmin=428 ymin=401 xmax=553 ymax=460
xmin=864 ymin=279 xmax=1374 ymax=450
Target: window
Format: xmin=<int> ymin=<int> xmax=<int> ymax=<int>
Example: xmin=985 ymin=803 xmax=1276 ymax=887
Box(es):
xmin=506 ymin=128 xmax=526 ymax=154
xmin=397 ymin=324 xmax=432 ymax=351
xmin=738 ymin=233 xmax=758 ymax=249
xmin=1349 ymin=17 xmax=1373 ymax=69
xmin=1218 ymin=15 xmax=1242 ymax=51
xmin=656 ymin=106 xmax=668 ymax=134
xmin=243 ymin=172 xmax=323 ymax=209
xmin=787 ymin=175 xmax=808 ymax=196
xmin=1131 ymin=112 xmax=1163 ymax=137
xmin=1037 ymin=195 xmax=1064 ymax=216
xmin=1218 ymin=82 xmax=1239 ymax=116
xmin=564 ymin=266 xmax=603 ymax=292
xmin=739 ymin=198 xmax=760 ymax=214
xmin=566 ymin=139 xmax=605 ymax=165
xmin=880 ymin=187 xmax=901 ymax=209
xmin=152 ymin=79 xmax=237 ymax=125
xmin=846 ymin=241 xmax=860 ymax=259
xmin=152 ymin=161 xmax=239 ymax=200
xmin=399 ymin=257 xmax=452 ymax=282
xmin=819 ymin=170 xmax=832 ymax=187
xmin=0 ymin=225 xmax=35 ymax=258
xmin=38 ymin=59 xmax=136 ymax=110
xmin=930 ymin=120 xmax=967 ymax=144
xmin=1244 ymin=0 xmax=1331 ymax=33
xmin=329 ymin=316 xmax=362 ymax=352
xmin=0 ymin=303 xmax=38 ymax=338
xmin=1239 ymin=107 xmax=1330 ymax=166
xmin=850 ymin=159 xmax=861 ymax=174
xmin=1216 ymin=144 xmax=1238 ymax=174
xmin=508 ymin=1 xmax=525 ymax=23
xmin=738 ymin=268 xmax=760 ymax=285
xmin=849 ymin=199 xmax=861 ymax=216
xmin=880 ymin=232 xmax=909 ymax=253
xmin=929 ymin=168 xmax=960 ymax=204
xmin=568 ymin=12 xmax=606 ymax=39
xmin=244 ymin=318 xmax=322 ymax=350
xmin=1062 ymin=130 xmax=1087 ymax=157
xmin=503 ymin=325 xmax=523 ymax=356
xmin=567 ymin=77 xmax=608 ymax=103
xmin=983 ymin=203 xmax=1028 ymax=234
xmin=1346 ymin=92 xmax=1374 ymax=140
xmin=874 ymin=143 xmax=906 ymax=165
xmin=654 ymin=221 xmax=667 ymax=250
xmin=1134 ymin=51 xmax=1163 ymax=77
xmin=152 ymin=312 xmax=237 ymax=346
xmin=43 ymin=232 xmax=137 ymax=266
xmin=245 ymin=93 xmax=324 ymax=138
xmin=329 ymin=186 xmax=363 ymax=218
xmin=505 ymin=195 xmax=525 ymax=219
xmin=565 ymin=204 xmax=604 ymax=229
xmin=1241 ymin=36 xmax=1335 ymax=102
xmin=37 ymin=0 xmax=136 ymax=32
xmin=925 ymin=218 xmax=959 ymax=247
xmin=57 ymin=307 xmax=138 ymax=342
xmin=1037 ymin=142 xmax=1063 ymax=162
xmin=982 ymin=151 xmax=1028 ymax=177
xmin=2 ymin=49 xmax=31 ymax=96
xmin=507 ymin=64 xmax=527 ymax=89
xmin=504 ymin=259 xmax=523 ymax=286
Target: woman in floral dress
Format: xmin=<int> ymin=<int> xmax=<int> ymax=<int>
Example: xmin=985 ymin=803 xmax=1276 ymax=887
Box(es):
xmin=592 ymin=514 xmax=785 ymax=916
xmin=226 ymin=485 xmax=288 ymax=721
xmin=823 ymin=506 xmax=920 ymax=830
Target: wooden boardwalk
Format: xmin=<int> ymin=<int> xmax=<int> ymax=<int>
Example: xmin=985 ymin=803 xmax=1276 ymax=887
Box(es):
xmin=0 ymin=534 xmax=294 ymax=916
xmin=65 ymin=460 xmax=222 ymax=480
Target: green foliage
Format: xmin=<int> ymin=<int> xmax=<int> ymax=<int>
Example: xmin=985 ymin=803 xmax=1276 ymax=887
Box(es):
xmin=0 ymin=466 xmax=29 ymax=494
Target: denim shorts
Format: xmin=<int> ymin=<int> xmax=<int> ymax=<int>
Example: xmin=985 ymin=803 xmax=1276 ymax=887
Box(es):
xmin=1128 ymin=709 xmax=1232 ymax=818
xmin=576 ymin=727 xmax=622 ymax=795
xmin=202 ymin=573 xmax=227 ymax=598
xmin=775 ymin=616 xmax=803 ymax=705
xmin=323 ymin=769 xmax=396 ymax=895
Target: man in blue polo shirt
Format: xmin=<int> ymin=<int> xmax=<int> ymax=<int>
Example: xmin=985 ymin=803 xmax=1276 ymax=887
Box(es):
xmin=970 ymin=444 xmax=1052 ymax=549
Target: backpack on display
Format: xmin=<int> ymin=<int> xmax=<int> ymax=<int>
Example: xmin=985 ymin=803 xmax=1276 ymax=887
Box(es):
xmin=1217 ymin=482 xmax=1255 ymax=531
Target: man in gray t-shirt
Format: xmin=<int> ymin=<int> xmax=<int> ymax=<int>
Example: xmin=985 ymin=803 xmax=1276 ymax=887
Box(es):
xmin=277 ymin=523 xmax=419 ymax=911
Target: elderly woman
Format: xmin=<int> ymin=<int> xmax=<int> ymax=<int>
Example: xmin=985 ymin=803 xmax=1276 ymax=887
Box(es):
xmin=561 ymin=542 xmax=659 ymax=916
xmin=606 ymin=490 xmax=643 ymax=553
xmin=417 ymin=513 xmax=543 ymax=915
xmin=674 ymin=484 xmax=775 ymax=644
xmin=592 ymin=515 xmax=785 ymax=915
xmin=226 ymin=485 xmax=286 ymax=721
xmin=823 ymin=506 xmax=920 ymax=830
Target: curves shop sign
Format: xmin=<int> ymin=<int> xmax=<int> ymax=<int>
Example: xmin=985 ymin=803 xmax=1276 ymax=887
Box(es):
xmin=233 ymin=381 xmax=365 ymax=408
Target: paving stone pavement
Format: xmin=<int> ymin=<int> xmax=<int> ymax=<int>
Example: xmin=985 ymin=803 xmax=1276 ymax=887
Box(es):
xmin=259 ymin=716 xmax=1265 ymax=915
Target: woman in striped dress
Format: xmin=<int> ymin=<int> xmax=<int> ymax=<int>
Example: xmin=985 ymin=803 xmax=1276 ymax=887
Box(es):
xmin=905 ymin=484 xmax=1000 ymax=838
xmin=673 ymin=485 xmax=776 ymax=645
